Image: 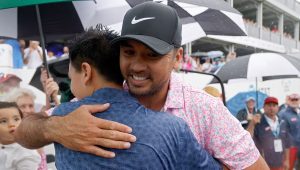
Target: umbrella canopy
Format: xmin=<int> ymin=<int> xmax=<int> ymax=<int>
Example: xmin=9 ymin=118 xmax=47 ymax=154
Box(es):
xmin=0 ymin=0 xmax=96 ymax=41
xmin=0 ymin=0 xmax=81 ymax=9
xmin=90 ymin=0 xmax=247 ymax=45
xmin=227 ymin=90 xmax=268 ymax=116
xmin=211 ymin=53 xmax=300 ymax=83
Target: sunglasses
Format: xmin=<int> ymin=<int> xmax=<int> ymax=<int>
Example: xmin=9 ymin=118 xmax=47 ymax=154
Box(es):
xmin=291 ymin=99 xmax=299 ymax=101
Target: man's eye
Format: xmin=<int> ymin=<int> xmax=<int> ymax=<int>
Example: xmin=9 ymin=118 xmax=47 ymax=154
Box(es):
xmin=148 ymin=52 xmax=160 ymax=58
xmin=122 ymin=49 xmax=135 ymax=56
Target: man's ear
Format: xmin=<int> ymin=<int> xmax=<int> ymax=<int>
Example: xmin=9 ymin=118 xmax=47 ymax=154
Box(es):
xmin=173 ymin=47 xmax=183 ymax=70
xmin=81 ymin=62 xmax=92 ymax=86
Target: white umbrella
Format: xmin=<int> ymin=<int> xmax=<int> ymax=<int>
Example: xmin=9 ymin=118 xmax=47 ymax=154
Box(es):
xmin=212 ymin=53 xmax=300 ymax=83
xmin=88 ymin=0 xmax=247 ymax=45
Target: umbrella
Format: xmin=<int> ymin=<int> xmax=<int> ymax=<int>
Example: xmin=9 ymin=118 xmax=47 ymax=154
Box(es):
xmin=211 ymin=53 xmax=300 ymax=83
xmin=0 ymin=0 xmax=96 ymax=78
xmin=29 ymin=56 xmax=69 ymax=92
xmin=227 ymin=90 xmax=268 ymax=116
xmin=0 ymin=0 xmax=96 ymax=41
xmin=91 ymin=0 xmax=247 ymax=45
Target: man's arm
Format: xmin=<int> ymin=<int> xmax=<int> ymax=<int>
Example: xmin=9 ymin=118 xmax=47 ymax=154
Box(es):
xmin=244 ymin=156 xmax=269 ymax=170
xmin=201 ymin=98 xmax=268 ymax=169
xmin=15 ymin=104 xmax=137 ymax=158
xmin=283 ymin=148 xmax=290 ymax=170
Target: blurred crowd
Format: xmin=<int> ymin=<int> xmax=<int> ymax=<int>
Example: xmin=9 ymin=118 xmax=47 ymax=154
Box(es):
xmin=180 ymin=51 xmax=236 ymax=74
xmin=243 ymin=18 xmax=294 ymax=40
xmin=0 ymin=39 xmax=69 ymax=69
xmin=234 ymin=93 xmax=300 ymax=170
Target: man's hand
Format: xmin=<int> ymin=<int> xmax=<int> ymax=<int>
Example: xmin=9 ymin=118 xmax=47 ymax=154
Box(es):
xmin=45 ymin=104 xmax=136 ymax=158
xmin=45 ymin=78 xmax=59 ymax=99
xmin=283 ymin=159 xmax=289 ymax=170
xmin=251 ymin=114 xmax=261 ymax=125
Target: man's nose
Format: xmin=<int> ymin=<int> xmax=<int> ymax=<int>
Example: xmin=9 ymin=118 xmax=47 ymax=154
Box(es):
xmin=130 ymin=56 xmax=147 ymax=72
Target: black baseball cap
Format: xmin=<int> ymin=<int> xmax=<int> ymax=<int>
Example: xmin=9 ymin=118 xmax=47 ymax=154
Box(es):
xmin=111 ymin=2 xmax=182 ymax=55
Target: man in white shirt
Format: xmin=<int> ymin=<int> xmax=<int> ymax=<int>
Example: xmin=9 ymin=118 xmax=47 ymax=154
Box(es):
xmin=24 ymin=41 xmax=45 ymax=69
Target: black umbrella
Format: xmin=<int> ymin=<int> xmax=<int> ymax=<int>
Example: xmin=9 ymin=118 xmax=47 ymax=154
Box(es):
xmin=0 ymin=0 xmax=95 ymax=74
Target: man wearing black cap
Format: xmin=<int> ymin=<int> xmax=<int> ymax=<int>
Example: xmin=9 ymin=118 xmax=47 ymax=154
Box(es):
xmin=15 ymin=2 xmax=268 ymax=170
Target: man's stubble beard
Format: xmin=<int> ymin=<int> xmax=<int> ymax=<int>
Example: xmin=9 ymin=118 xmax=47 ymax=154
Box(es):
xmin=128 ymin=78 xmax=169 ymax=98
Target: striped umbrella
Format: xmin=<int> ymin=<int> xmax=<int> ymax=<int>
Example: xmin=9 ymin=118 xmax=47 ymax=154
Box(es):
xmin=88 ymin=0 xmax=247 ymax=45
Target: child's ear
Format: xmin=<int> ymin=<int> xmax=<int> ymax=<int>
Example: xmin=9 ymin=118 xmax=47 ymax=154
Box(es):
xmin=81 ymin=62 xmax=92 ymax=85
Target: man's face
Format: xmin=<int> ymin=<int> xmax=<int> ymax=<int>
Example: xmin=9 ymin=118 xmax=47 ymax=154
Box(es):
xmin=68 ymin=63 xmax=88 ymax=100
xmin=289 ymin=98 xmax=300 ymax=108
xmin=16 ymin=96 xmax=35 ymax=117
xmin=0 ymin=107 xmax=21 ymax=145
xmin=263 ymin=103 xmax=279 ymax=117
xmin=0 ymin=78 xmax=21 ymax=93
xmin=120 ymin=40 xmax=179 ymax=97
xmin=246 ymin=100 xmax=255 ymax=110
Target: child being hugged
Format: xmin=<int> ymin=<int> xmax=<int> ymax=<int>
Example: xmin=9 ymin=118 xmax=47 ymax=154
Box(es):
xmin=0 ymin=102 xmax=41 ymax=170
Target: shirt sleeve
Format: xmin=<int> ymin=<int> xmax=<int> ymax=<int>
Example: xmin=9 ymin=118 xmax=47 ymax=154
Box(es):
xmin=200 ymin=98 xmax=260 ymax=169
xmin=15 ymin=149 xmax=41 ymax=170
xmin=23 ymin=48 xmax=29 ymax=59
xmin=178 ymin=123 xmax=221 ymax=170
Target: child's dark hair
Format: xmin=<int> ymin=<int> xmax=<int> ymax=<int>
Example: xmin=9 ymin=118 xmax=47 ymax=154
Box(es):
xmin=0 ymin=102 xmax=23 ymax=118
xmin=68 ymin=24 xmax=123 ymax=85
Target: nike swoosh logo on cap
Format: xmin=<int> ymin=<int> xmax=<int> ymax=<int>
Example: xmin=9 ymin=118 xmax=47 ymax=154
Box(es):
xmin=131 ymin=16 xmax=155 ymax=24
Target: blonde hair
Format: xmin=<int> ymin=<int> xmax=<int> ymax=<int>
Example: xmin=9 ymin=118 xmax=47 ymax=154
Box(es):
xmin=203 ymin=86 xmax=221 ymax=98
xmin=4 ymin=88 xmax=36 ymax=102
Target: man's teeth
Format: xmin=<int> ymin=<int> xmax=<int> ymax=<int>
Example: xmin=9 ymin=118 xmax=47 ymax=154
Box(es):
xmin=132 ymin=75 xmax=147 ymax=80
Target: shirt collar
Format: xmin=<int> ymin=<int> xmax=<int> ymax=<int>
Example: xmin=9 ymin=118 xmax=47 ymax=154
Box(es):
xmin=0 ymin=143 xmax=18 ymax=149
xmin=264 ymin=114 xmax=279 ymax=127
xmin=163 ymin=72 xmax=185 ymax=111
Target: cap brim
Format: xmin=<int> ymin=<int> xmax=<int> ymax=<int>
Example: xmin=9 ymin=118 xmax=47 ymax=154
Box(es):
xmin=111 ymin=35 xmax=174 ymax=55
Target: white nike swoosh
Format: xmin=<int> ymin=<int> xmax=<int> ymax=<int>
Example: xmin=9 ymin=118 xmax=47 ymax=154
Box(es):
xmin=131 ymin=16 xmax=155 ymax=24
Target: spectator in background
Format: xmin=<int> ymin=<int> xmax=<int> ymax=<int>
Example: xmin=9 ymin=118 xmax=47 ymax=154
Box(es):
xmin=252 ymin=97 xmax=290 ymax=170
xmin=0 ymin=74 xmax=22 ymax=101
xmin=226 ymin=51 xmax=236 ymax=62
xmin=202 ymin=57 xmax=213 ymax=73
xmin=279 ymin=95 xmax=291 ymax=112
xmin=219 ymin=57 xmax=226 ymax=67
xmin=61 ymin=46 xmax=69 ymax=57
xmin=279 ymin=93 xmax=300 ymax=170
xmin=4 ymin=39 xmax=24 ymax=68
xmin=5 ymin=88 xmax=48 ymax=170
xmin=46 ymin=50 xmax=57 ymax=61
xmin=19 ymin=39 xmax=26 ymax=60
xmin=271 ymin=25 xmax=279 ymax=33
xmin=0 ymin=102 xmax=41 ymax=170
xmin=0 ymin=39 xmax=13 ymax=68
xmin=24 ymin=41 xmax=45 ymax=69
xmin=236 ymin=97 xmax=262 ymax=129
